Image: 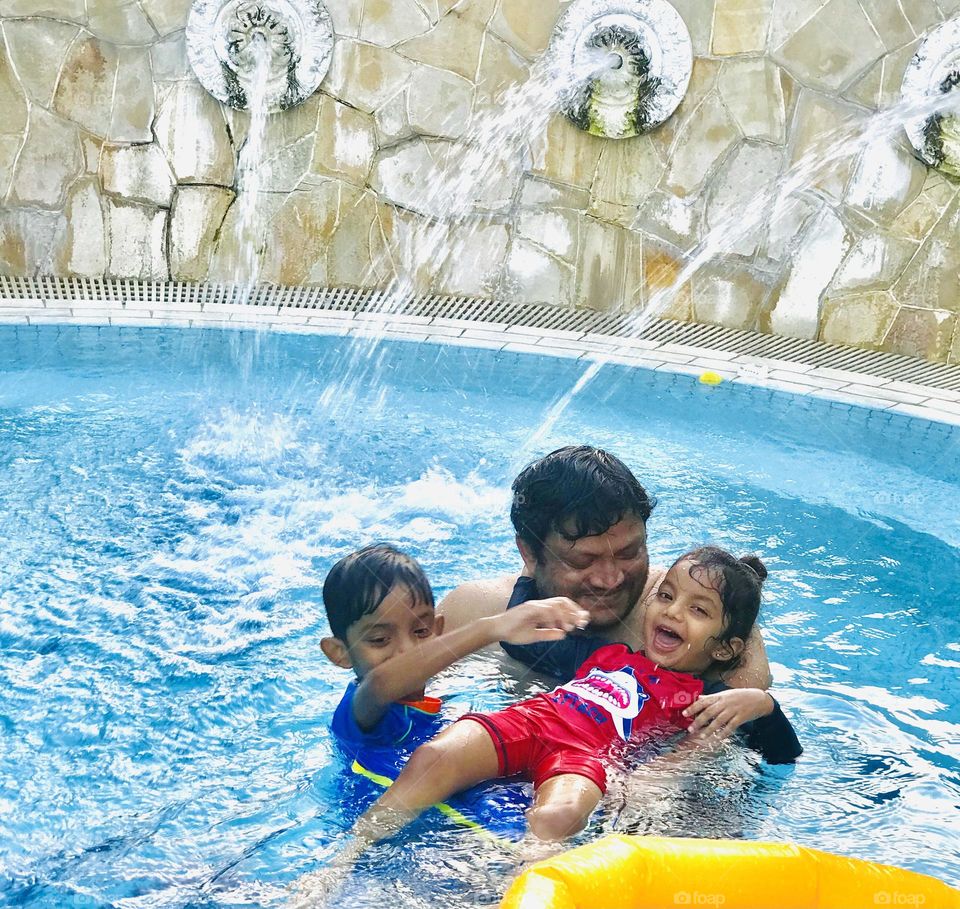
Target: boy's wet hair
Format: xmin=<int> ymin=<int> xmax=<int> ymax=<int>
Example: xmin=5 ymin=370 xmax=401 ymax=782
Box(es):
xmin=681 ymin=546 xmax=767 ymax=670
xmin=511 ymin=446 xmax=656 ymax=561
xmin=323 ymin=544 xmax=434 ymax=642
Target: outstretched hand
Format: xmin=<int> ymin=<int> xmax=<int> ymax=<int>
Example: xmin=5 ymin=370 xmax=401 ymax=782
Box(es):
xmin=494 ymin=597 xmax=590 ymax=645
xmin=683 ymin=688 xmax=774 ymax=741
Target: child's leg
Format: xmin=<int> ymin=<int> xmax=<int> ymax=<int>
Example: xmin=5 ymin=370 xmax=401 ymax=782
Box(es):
xmin=526 ymin=773 xmax=603 ymax=841
xmin=351 ymin=718 xmax=500 ymax=845
xmin=296 ymin=721 xmax=502 ymax=906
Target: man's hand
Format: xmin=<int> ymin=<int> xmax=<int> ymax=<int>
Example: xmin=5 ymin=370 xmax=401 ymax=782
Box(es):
xmin=492 ymin=597 xmax=589 ymax=646
xmin=683 ymin=688 xmax=774 ymax=741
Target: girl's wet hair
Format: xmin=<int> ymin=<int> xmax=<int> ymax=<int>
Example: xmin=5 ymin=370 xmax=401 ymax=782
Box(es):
xmin=679 ymin=546 xmax=767 ymax=670
xmin=323 ymin=543 xmax=434 ymax=642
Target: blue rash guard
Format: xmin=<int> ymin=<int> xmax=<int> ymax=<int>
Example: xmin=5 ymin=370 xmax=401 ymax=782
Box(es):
xmin=331 ymin=681 xmax=445 ymax=763
xmin=500 ymin=576 xmax=803 ymax=764
xmin=329 ymin=682 xmax=529 ymax=840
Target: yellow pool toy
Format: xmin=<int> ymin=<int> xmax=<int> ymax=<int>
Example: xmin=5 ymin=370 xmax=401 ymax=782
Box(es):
xmin=501 ymin=835 xmax=960 ymax=909
xmin=699 ymin=371 xmax=725 ymax=386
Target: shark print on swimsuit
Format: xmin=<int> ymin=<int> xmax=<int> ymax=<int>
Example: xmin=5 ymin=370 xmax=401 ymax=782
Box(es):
xmin=561 ymin=666 xmax=650 ymax=739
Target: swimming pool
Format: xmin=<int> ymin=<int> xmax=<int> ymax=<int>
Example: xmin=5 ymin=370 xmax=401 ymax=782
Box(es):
xmin=1 ymin=325 xmax=958 ymax=907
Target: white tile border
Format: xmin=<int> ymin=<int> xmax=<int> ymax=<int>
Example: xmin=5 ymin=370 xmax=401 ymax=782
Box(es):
xmin=2 ymin=303 xmax=960 ymax=429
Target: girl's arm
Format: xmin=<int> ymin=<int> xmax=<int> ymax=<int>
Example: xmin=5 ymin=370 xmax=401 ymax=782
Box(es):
xmin=683 ymin=684 xmax=802 ymax=764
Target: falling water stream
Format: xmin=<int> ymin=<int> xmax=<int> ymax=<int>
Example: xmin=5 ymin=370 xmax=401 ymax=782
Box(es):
xmin=224 ymin=50 xmax=960 ymax=457
xmin=517 ymin=88 xmax=960 ymax=458
xmin=231 ymin=37 xmax=273 ymax=293
xmin=221 ymin=33 xmax=960 ymax=447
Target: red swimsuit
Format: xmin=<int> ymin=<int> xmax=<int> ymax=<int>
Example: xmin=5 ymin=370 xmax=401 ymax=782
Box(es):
xmin=462 ymin=643 xmax=703 ymax=793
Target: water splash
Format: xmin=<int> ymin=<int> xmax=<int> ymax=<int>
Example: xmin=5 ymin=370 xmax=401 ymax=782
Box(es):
xmin=519 ymin=88 xmax=960 ymax=458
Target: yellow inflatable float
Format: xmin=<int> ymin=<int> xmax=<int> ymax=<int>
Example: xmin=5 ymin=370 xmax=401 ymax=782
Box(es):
xmin=501 ymin=835 xmax=960 ymax=909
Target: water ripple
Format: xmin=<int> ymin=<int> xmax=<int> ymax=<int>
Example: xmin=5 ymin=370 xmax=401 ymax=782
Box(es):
xmin=0 ymin=328 xmax=957 ymax=906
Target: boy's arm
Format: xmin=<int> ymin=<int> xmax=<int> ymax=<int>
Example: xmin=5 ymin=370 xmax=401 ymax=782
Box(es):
xmin=498 ymin=582 xmax=606 ymax=681
xmin=352 ymin=598 xmax=588 ymax=731
xmin=500 ymin=632 xmax=604 ymax=682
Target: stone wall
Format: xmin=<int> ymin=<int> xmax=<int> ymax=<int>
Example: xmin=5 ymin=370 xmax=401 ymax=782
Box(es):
xmin=0 ymin=0 xmax=958 ymax=365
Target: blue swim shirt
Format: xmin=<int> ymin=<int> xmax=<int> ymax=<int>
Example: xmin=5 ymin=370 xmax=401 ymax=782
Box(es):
xmin=330 ymin=682 xmax=446 ymax=772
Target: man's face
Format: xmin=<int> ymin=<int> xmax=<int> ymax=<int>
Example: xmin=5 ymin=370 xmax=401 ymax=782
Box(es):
xmin=526 ymin=516 xmax=649 ymax=630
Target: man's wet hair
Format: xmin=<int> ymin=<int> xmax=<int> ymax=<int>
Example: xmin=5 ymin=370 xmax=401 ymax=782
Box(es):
xmin=682 ymin=546 xmax=767 ymax=670
xmin=323 ymin=543 xmax=434 ymax=642
xmin=511 ymin=446 xmax=656 ymax=561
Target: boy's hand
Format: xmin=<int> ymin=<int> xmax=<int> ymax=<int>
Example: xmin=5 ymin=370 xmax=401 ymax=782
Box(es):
xmin=683 ymin=688 xmax=774 ymax=740
xmin=291 ymin=870 xmax=337 ymax=909
xmin=493 ymin=597 xmax=590 ymax=645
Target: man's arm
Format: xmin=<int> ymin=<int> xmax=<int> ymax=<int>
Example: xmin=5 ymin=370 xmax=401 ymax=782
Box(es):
xmin=437 ymin=574 xmax=518 ymax=633
xmin=721 ymin=627 xmax=773 ymax=690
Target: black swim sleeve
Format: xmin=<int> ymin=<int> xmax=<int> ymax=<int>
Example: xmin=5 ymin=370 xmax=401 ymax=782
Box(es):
xmin=701 ymin=680 xmax=803 ymax=764
xmin=498 ymin=576 xmax=606 ymax=681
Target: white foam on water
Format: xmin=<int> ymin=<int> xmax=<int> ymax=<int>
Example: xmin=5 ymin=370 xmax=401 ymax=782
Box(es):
xmin=395 ymin=465 xmax=509 ymax=521
xmin=179 ymin=409 xmax=302 ymax=468
xmin=150 ymin=416 xmax=514 ymax=655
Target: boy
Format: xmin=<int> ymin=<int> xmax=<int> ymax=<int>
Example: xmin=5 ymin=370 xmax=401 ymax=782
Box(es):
xmin=320 ymin=543 xmax=589 ymax=779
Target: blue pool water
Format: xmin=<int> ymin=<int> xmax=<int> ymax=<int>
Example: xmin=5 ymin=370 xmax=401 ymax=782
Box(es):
xmin=1 ymin=325 xmax=958 ymax=907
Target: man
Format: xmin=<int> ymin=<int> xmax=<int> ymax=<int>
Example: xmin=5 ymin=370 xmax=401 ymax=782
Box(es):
xmin=440 ymin=446 xmax=772 ymax=698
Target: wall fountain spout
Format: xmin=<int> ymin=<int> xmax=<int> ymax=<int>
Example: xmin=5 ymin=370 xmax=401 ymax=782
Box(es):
xmin=186 ymin=0 xmax=335 ymax=111
xmin=548 ymin=0 xmax=692 ymax=139
xmin=902 ymin=18 xmax=960 ymax=177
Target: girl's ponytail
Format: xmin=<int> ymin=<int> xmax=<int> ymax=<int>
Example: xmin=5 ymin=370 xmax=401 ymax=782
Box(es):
xmin=739 ymin=554 xmax=768 ymax=584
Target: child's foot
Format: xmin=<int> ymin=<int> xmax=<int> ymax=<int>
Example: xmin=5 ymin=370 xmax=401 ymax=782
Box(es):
xmin=289 ymin=866 xmax=347 ymax=909
xmin=289 ymin=838 xmax=364 ymax=908
xmin=516 ymin=834 xmax=566 ymax=866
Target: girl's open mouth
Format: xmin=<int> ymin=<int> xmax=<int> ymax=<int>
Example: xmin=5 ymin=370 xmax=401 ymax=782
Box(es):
xmin=653 ymin=624 xmax=685 ymax=653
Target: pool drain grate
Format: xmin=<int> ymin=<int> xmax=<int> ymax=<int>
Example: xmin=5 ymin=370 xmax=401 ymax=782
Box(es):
xmin=2 ymin=276 xmax=959 ymax=393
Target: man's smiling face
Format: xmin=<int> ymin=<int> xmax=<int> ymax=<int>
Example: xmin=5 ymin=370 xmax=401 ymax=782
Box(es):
xmin=522 ymin=515 xmax=650 ymax=631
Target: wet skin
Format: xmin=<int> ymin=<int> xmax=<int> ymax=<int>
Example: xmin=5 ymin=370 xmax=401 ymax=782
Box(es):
xmin=519 ymin=516 xmax=650 ymax=636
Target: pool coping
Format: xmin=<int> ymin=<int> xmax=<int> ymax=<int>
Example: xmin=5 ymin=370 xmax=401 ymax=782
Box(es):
xmin=2 ymin=282 xmax=960 ymax=429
